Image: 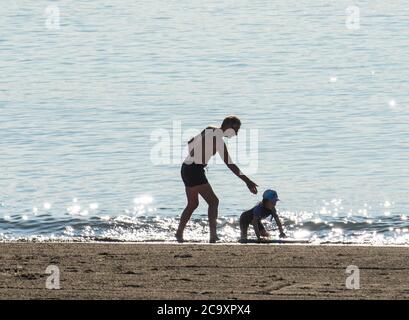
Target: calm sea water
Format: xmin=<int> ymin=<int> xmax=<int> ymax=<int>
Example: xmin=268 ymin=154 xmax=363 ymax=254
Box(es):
xmin=1 ymin=1 xmax=409 ymax=244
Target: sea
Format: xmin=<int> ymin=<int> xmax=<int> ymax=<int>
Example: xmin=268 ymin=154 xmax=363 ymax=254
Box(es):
xmin=1 ymin=1 xmax=409 ymax=244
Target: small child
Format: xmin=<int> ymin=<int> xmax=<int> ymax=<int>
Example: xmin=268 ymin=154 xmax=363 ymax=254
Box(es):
xmin=240 ymin=189 xmax=286 ymax=243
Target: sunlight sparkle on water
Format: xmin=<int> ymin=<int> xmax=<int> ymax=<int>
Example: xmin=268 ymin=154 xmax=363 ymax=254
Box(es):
xmin=384 ymin=201 xmax=391 ymax=208
xmin=330 ymin=198 xmax=342 ymax=206
xmin=320 ymin=207 xmax=328 ymax=214
xmin=43 ymin=202 xmax=52 ymax=210
xmin=64 ymin=226 xmax=74 ymax=236
xmin=293 ymin=230 xmax=310 ymax=239
xmin=67 ymin=204 xmax=81 ymax=215
xmin=89 ymin=203 xmax=99 ymax=210
xmin=389 ymin=100 xmax=396 ymax=108
xmin=133 ymin=195 xmax=153 ymax=205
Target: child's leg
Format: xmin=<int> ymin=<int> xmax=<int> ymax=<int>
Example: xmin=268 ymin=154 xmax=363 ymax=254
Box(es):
xmin=240 ymin=211 xmax=252 ymax=240
xmin=258 ymin=221 xmax=270 ymax=237
xmin=240 ymin=224 xmax=248 ymax=240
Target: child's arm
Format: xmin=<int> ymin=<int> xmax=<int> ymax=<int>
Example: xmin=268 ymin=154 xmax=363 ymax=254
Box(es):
xmin=251 ymin=216 xmax=262 ymax=240
xmin=272 ymin=209 xmax=287 ymax=238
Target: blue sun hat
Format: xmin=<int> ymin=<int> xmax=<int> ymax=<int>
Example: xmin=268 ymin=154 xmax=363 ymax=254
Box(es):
xmin=262 ymin=189 xmax=280 ymax=202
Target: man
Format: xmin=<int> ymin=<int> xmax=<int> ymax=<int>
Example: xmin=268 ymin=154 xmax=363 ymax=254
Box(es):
xmin=176 ymin=116 xmax=258 ymax=243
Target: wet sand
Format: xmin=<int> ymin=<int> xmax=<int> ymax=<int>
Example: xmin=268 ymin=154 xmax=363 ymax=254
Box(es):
xmin=0 ymin=243 xmax=408 ymax=299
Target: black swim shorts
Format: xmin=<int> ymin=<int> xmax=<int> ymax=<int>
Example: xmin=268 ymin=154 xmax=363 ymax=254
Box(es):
xmin=181 ymin=162 xmax=209 ymax=187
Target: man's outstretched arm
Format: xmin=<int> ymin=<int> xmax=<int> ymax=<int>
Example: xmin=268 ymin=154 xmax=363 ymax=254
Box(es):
xmin=220 ymin=142 xmax=258 ymax=194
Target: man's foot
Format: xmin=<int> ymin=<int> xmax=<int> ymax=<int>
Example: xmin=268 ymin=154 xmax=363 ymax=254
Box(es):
xmin=209 ymin=235 xmax=220 ymax=243
xmin=175 ymin=233 xmax=184 ymax=243
xmin=239 ymin=238 xmax=248 ymax=244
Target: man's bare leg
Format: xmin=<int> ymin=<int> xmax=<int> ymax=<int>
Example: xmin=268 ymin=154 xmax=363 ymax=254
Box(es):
xmin=197 ymin=183 xmax=220 ymax=243
xmin=176 ymin=187 xmax=199 ymax=242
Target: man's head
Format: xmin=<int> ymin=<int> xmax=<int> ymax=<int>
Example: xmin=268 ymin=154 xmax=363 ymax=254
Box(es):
xmin=221 ymin=115 xmax=241 ymax=138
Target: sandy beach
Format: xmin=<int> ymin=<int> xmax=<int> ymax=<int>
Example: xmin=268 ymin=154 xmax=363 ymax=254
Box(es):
xmin=0 ymin=243 xmax=408 ymax=300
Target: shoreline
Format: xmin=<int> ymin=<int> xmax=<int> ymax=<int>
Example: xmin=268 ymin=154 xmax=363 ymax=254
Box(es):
xmin=2 ymin=240 xmax=409 ymax=248
xmin=1 ymin=243 xmax=408 ymax=299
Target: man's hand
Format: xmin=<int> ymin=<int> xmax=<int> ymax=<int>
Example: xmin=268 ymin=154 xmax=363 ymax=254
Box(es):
xmin=246 ymin=180 xmax=258 ymax=194
xmin=279 ymin=232 xmax=287 ymax=239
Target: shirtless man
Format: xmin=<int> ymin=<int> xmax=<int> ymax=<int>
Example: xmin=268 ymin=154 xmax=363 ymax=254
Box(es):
xmin=176 ymin=116 xmax=258 ymax=243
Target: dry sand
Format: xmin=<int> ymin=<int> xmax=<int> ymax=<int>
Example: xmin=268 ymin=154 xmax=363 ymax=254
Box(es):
xmin=0 ymin=243 xmax=408 ymax=299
